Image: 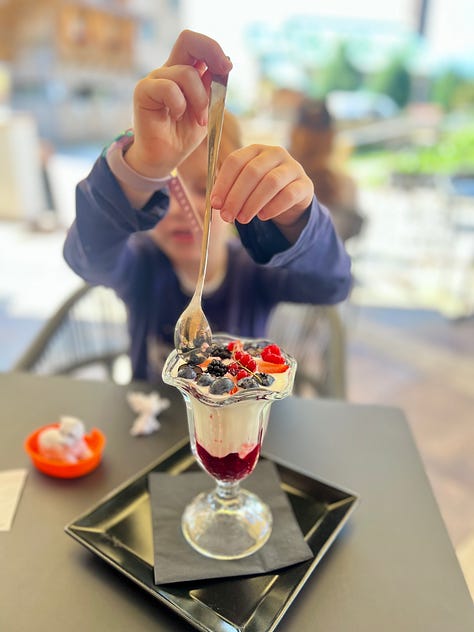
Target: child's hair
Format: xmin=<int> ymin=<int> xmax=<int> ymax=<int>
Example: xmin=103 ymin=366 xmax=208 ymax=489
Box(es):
xmin=295 ymin=98 xmax=333 ymax=131
xmin=289 ymin=98 xmax=335 ymax=168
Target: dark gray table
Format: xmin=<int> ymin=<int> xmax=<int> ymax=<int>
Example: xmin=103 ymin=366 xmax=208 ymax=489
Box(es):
xmin=1 ymin=372 xmax=473 ymax=631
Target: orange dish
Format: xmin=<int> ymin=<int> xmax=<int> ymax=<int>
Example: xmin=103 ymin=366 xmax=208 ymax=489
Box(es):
xmin=24 ymin=424 xmax=106 ymax=478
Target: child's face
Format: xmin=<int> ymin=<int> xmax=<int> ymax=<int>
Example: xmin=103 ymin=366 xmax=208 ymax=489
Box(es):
xmin=150 ymin=142 xmax=230 ymax=269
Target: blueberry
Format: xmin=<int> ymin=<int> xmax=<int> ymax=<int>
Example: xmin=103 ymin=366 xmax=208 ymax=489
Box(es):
xmin=257 ymin=372 xmax=275 ymax=387
xmin=186 ymin=351 xmax=208 ymax=366
xmin=237 ymin=376 xmax=260 ymax=389
xmin=209 ymin=377 xmax=234 ymax=395
xmin=177 ymin=365 xmax=197 ymax=379
xmin=197 ymin=373 xmax=214 ymax=387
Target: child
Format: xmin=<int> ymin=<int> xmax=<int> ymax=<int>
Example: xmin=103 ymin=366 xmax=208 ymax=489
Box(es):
xmin=64 ymin=30 xmax=352 ymax=382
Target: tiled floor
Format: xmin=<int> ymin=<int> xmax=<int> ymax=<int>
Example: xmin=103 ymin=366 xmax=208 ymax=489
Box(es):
xmin=345 ymin=306 xmax=474 ymax=568
xmin=0 ymin=180 xmax=473 ymax=599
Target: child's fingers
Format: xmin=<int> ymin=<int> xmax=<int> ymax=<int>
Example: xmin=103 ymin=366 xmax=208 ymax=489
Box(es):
xmin=210 ymin=144 xmax=269 ymax=212
xmin=256 ymin=180 xmax=313 ymax=223
xmin=140 ymin=66 xmax=209 ymax=124
xmin=212 ymin=146 xmax=310 ymax=223
xmin=165 ymin=30 xmax=232 ymax=77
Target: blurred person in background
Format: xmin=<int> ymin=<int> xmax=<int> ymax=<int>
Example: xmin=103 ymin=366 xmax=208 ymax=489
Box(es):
xmin=289 ymin=98 xmax=364 ymax=243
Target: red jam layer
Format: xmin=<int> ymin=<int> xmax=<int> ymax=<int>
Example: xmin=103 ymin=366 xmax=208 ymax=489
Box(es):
xmin=196 ymin=441 xmax=261 ymax=481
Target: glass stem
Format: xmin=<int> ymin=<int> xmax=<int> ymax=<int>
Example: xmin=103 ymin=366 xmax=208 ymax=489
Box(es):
xmin=215 ymin=479 xmax=240 ymax=501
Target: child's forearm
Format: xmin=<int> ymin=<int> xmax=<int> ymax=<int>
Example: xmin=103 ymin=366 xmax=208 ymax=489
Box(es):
xmin=64 ymin=155 xmax=168 ymax=291
xmin=106 ymin=134 xmax=172 ymax=210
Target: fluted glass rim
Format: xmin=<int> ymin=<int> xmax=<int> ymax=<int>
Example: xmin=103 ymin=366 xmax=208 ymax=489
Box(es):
xmin=162 ymin=333 xmax=296 ymax=407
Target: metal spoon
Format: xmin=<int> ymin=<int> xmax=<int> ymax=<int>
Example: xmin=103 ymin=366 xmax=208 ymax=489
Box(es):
xmin=173 ymin=73 xmax=228 ymax=353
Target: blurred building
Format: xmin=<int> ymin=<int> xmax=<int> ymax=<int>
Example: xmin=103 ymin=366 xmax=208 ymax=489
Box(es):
xmin=0 ymin=0 xmax=182 ymax=144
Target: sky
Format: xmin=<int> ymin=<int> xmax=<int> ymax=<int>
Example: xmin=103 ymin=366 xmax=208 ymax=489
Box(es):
xmin=182 ymin=0 xmax=473 ymax=56
xmin=181 ymin=0 xmax=474 ymax=105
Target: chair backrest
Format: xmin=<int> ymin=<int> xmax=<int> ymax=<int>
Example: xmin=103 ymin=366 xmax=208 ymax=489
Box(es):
xmin=267 ymin=302 xmax=346 ymax=399
xmin=14 ymin=285 xmax=346 ymax=397
xmin=13 ymin=283 xmax=130 ymax=381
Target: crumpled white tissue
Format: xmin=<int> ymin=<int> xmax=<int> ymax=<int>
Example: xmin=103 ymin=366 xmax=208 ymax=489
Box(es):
xmin=127 ymin=391 xmax=170 ymax=436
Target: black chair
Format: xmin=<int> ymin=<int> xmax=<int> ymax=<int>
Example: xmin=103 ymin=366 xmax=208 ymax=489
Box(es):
xmin=14 ymin=285 xmax=346 ymax=398
xmin=267 ymin=302 xmax=346 ymax=398
xmin=13 ymin=283 xmax=130 ymax=382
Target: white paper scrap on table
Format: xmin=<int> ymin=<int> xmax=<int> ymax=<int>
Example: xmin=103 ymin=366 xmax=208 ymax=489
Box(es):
xmin=0 ymin=469 xmax=28 ymax=531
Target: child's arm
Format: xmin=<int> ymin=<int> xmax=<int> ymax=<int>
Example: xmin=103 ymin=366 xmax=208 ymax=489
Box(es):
xmin=113 ymin=30 xmax=232 ymax=209
xmin=211 ymin=144 xmax=314 ymax=244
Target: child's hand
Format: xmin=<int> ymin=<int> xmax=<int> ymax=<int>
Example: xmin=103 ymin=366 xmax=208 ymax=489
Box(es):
xmin=211 ymin=145 xmax=314 ymax=242
xmin=125 ymin=30 xmax=232 ymax=179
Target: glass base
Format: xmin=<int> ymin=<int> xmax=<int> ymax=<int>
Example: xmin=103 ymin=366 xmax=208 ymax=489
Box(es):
xmin=182 ymin=486 xmax=273 ymax=560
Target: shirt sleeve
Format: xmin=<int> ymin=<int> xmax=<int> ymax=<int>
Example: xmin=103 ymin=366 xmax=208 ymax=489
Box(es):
xmin=63 ymin=155 xmax=169 ymax=292
xmin=236 ymin=198 xmax=352 ymax=304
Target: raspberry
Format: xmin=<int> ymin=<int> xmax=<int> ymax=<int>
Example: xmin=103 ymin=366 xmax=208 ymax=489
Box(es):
xmin=246 ymin=357 xmax=257 ymax=371
xmin=227 ymin=340 xmax=243 ymax=352
xmin=236 ymin=369 xmax=248 ymax=381
xmin=227 ymin=362 xmax=241 ymax=376
xmin=237 ymin=376 xmax=259 ymax=389
xmin=264 ymin=352 xmax=285 ymax=364
xmin=265 ymin=344 xmax=281 ymax=355
xmin=261 ymin=345 xmax=285 ymax=364
xmin=234 ymin=351 xmax=257 ymax=371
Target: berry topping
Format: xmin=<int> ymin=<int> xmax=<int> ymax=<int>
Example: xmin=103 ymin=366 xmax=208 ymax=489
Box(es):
xmin=209 ymin=344 xmax=232 ymax=360
xmin=227 ymin=362 xmax=241 ymax=376
xmin=206 ymin=359 xmax=228 ymax=377
xmin=173 ymin=338 xmax=290 ymax=395
xmin=209 ymin=377 xmax=235 ymax=395
xmin=186 ymin=351 xmax=209 ymax=365
xmin=227 ymin=340 xmax=243 ymax=352
xmin=257 ymin=372 xmax=275 ymax=386
xmin=237 ymin=376 xmax=260 ymax=389
xmin=234 ymin=351 xmax=257 ymax=371
xmin=177 ymin=365 xmax=197 ymax=379
xmin=261 ymin=344 xmax=285 ymax=364
xmin=197 ymin=373 xmax=214 ymax=387
xmin=236 ymin=369 xmax=248 ymax=381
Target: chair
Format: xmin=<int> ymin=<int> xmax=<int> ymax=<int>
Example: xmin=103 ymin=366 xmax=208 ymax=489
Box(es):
xmin=267 ymin=302 xmax=346 ymax=399
xmin=14 ymin=285 xmax=346 ymax=399
xmin=13 ymin=283 xmax=130 ymax=382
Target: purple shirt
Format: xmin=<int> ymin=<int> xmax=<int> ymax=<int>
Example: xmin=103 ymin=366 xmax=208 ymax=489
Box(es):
xmin=64 ymin=156 xmax=351 ymax=381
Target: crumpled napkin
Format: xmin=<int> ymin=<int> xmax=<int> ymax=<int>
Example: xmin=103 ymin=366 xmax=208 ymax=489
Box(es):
xmin=127 ymin=391 xmax=170 ymax=436
xmin=149 ymin=460 xmax=313 ymax=584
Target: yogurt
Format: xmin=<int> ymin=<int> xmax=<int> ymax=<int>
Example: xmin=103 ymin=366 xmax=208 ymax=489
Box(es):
xmin=162 ymin=334 xmax=296 ymax=481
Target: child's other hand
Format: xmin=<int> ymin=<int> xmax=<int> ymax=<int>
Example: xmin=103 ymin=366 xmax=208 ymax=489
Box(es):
xmin=211 ymin=145 xmax=314 ymax=242
xmin=125 ymin=30 xmax=232 ymax=179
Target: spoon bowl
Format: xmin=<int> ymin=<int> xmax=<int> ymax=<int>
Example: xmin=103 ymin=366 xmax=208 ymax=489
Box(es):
xmin=173 ymin=293 xmax=212 ymax=352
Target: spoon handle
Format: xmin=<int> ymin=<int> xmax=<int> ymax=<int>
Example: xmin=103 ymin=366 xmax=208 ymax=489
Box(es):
xmin=194 ymin=74 xmax=228 ymax=300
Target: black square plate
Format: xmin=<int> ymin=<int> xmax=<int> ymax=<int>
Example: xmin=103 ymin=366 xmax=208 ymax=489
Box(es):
xmin=65 ymin=439 xmax=359 ymax=632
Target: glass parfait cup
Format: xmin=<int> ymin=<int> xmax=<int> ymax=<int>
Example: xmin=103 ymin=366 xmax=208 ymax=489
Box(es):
xmin=162 ymin=334 xmax=296 ymax=560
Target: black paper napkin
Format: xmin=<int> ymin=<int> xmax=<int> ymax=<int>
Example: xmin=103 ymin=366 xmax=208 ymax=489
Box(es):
xmin=149 ymin=459 xmax=313 ymax=584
